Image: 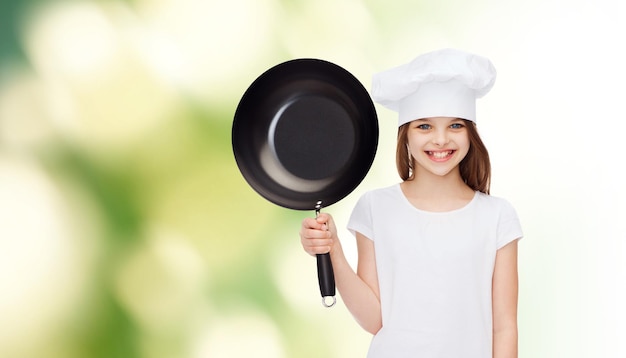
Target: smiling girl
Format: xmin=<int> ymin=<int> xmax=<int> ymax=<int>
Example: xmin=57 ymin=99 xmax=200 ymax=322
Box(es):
xmin=300 ymin=49 xmax=523 ymax=358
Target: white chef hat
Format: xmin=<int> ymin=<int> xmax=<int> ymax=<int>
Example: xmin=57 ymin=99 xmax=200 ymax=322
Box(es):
xmin=371 ymin=48 xmax=496 ymax=126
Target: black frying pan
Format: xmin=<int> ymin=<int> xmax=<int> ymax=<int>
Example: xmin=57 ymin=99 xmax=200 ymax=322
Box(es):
xmin=232 ymin=58 xmax=378 ymax=307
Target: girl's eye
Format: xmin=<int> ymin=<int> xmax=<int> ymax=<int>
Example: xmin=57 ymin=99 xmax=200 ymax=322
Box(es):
xmin=416 ymin=124 xmax=431 ymax=130
xmin=450 ymin=123 xmax=465 ymax=129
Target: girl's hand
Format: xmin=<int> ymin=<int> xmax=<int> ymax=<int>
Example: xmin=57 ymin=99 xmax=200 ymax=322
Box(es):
xmin=299 ymin=212 xmax=338 ymax=256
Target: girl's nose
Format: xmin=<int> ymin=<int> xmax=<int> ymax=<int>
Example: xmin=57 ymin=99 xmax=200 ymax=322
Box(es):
xmin=432 ymin=129 xmax=449 ymax=146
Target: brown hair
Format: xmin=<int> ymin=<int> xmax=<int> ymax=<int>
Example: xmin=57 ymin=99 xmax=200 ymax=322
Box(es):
xmin=396 ymin=120 xmax=491 ymax=194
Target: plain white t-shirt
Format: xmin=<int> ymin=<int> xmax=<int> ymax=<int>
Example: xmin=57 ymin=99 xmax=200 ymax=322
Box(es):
xmin=347 ymin=184 xmax=523 ymax=358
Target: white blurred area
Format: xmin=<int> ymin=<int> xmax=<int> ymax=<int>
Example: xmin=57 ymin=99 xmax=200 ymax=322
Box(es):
xmin=1 ymin=0 xmax=625 ymax=357
xmin=0 ymin=157 xmax=99 ymax=356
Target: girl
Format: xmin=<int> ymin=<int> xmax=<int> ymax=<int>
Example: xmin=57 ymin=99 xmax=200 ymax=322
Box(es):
xmin=300 ymin=49 xmax=523 ymax=358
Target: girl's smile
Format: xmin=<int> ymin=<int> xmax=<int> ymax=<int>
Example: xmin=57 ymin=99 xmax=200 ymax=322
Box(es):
xmin=426 ymin=150 xmax=456 ymax=161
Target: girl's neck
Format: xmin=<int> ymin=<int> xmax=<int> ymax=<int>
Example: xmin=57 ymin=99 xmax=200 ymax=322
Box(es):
xmin=400 ymin=170 xmax=475 ymax=212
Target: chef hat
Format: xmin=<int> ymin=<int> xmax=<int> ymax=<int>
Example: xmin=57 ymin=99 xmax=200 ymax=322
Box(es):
xmin=371 ymin=48 xmax=496 ymax=126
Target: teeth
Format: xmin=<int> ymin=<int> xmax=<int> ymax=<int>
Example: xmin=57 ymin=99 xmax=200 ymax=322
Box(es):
xmin=430 ymin=151 xmax=452 ymax=159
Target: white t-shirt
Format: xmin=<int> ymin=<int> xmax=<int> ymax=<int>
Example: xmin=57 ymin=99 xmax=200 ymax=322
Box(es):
xmin=347 ymin=184 xmax=523 ymax=358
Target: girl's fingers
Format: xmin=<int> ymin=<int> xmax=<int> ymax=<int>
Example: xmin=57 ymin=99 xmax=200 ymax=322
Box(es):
xmin=300 ymin=214 xmax=335 ymax=256
xmin=300 ymin=232 xmax=332 ymax=248
xmin=301 ymin=237 xmax=333 ymax=247
xmin=305 ymin=246 xmax=332 ymax=255
xmin=300 ymin=230 xmax=333 ymax=256
xmin=301 ymin=239 xmax=333 ymax=255
xmin=303 ymin=217 xmax=325 ymax=230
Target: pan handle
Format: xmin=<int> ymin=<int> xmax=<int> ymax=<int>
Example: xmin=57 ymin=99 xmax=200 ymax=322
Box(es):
xmin=315 ymin=202 xmax=336 ymax=307
xmin=317 ymin=253 xmax=336 ymax=307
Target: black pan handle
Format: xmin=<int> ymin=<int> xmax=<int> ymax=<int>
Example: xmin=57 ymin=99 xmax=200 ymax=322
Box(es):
xmin=317 ymin=253 xmax=336 ymax=307
xmin=315 ymin=202 xmax=336 ymax=307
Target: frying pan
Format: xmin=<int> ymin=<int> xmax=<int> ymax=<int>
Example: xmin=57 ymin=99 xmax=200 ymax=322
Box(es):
xmin=232 ymin=58 xmax=378 ymax=307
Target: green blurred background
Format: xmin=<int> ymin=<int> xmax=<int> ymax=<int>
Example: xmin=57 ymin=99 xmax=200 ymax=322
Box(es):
xmin=1 ymin=0 xmax=625 ymax=357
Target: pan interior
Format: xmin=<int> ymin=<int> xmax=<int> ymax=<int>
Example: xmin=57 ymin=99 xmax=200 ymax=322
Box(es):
xmin=269 ymin=94 xmax=355 ymax=181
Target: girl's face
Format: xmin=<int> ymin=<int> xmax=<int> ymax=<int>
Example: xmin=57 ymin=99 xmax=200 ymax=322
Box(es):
xmin=406 ymin=116 xmax=470 ymax=178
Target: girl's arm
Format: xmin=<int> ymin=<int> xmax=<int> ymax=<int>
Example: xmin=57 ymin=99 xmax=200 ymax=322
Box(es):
xmin=300 ymin=213 xmax=382 ymax=334
xmin=492 ymin=239 xmax=520 ymax=358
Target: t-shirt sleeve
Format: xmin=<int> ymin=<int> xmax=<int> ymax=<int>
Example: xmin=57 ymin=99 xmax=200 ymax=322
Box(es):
xmin=496 ymin=199 xmax=524 ymax=249
xmin=347 ymin=191 xmax=374 ymax=241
